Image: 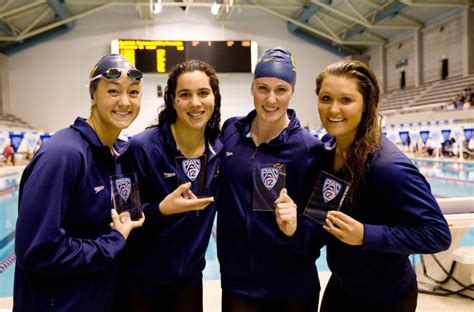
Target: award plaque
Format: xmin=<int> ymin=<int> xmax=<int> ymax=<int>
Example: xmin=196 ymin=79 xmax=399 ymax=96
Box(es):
xmin=303 ymin=171 xmax=350 ymax=225
xmin=253 ymin=162 xmax=286 ymax=211
xmin=110 ymin=172 xmax=142 ymax=221
xmin=175 ymin=154 xmax=208 ymax=197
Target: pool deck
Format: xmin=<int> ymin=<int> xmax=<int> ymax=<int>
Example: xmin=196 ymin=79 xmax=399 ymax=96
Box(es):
xmin=1 ymin=272 xmax=473 ymax=311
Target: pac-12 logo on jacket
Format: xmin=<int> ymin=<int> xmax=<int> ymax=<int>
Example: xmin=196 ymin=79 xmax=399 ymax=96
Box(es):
xmin=260 ymin=167 xmax=280 ymax=190
xmin=322 ymin=178 xmax=341 ymax=203
xmin=115 ymin=178 xmax=131 ymax=201
xmin=182 ymin=159 xmax=201 ymax=181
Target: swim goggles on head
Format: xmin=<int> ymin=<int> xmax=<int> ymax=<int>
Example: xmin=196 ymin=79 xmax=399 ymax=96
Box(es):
xmin=90 ymin=68 xmax=143 ymax=82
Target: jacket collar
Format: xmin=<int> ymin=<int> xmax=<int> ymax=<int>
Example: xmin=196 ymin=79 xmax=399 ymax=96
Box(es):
xmin=71 ymin=117 xmax=127 ymax=154
xmin=158 ymin=120 xmax=223 ymax=159
xmin=235 ymin=109 xmax=300 ymax=146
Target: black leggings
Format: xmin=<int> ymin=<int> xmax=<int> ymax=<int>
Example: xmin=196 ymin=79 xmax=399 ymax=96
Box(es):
xmin=123 ymin=282 xmax=203 ymax=312
xmin=320 ymin=275 xmax=418 ymax=312
xmin=222 ymin=291 xmax=319 ymax=312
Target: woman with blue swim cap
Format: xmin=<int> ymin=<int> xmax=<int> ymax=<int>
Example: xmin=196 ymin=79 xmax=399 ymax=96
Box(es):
xmin=13 ymin=54 xmax=145 ymax=312
xmin=216 ymin=47 xmax=326 ymax=311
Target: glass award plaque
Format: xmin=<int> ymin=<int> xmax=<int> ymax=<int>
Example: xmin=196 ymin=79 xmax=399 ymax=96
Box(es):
xmin=175 ymin=154 xmax=208 ymax=197
xmin=110 ymin=172 xmax=142 ymax=221
xmin=253 ymin=162 xmax=286 ymax=211
xmin=303 ymin=171 xmax=350 ymax=225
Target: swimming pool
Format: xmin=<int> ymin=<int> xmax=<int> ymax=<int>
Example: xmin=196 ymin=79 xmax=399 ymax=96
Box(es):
xmin=1 ymin=159 xmax=473 ymax=297
xmin=412 ymin=160 xmax=474 ymax=198
xmin=0 ymin=171 xmax=20 ymax=298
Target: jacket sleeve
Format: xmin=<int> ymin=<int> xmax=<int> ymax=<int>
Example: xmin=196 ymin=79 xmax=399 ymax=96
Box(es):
xmin=279 ymin=217 xmax=327 ymax=258
xmin=15 ymin=144 xmax=126 ymax=277
xmin=362 ymin=154 xmax=451 ymax=254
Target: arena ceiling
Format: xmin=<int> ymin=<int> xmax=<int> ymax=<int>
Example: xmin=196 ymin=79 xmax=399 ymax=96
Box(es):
xmin=0 ymin=0 xmax=471 ymax=55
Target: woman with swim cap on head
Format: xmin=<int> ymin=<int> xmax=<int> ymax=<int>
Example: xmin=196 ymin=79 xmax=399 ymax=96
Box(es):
xmin=13 ymin=54 xmax=145 ymax=312
xmin=216 ymin=47 xmax=326 ymax=311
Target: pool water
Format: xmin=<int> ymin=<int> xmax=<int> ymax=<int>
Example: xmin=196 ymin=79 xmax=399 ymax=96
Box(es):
xmin=412 ymin=160 xmax=474 ymax=198
xmin=2 ymin=159 xmax=474 ymax=297
xmin=0 ymin=173 xmax=20 ymax=298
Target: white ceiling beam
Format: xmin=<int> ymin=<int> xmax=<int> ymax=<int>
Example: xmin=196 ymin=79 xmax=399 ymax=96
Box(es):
xmin=64 ymin=0 xmax=302 ymax=10
xmin=370 ymin=24 xmax=419 ymax=29
xmin=399 ymin=0 xmax=470 ymax=8
xmin=345 ymin=0 xmax=370 ymax=25
xmin=312 ymin=14 xmax=340 ymax=41
xmin=0 ymin=1 xmax=46 ymax=19
xmin=310 ymin=0 xmax=372 ymax=28
xmin=0 ymin=0 xmax=14 ymax=13
xmin=342 ymin=40 xmax=385 ymax=45
xmin=315 ymin=12 xmax=351 ymax=28
xmin=330 ymin=0 xmax=420 ymax=39
xmin=0 ymin=18 xmax=19 ymax=35
xmin=362 ymin=31 xmax=387 ymax=43
xmin=395 ymin=14 xmax=422 ymax=27
xmin=0 ymin=3 xmax=112 ymax=41
xmin=255 ymin=3 xmax=341 ymax=43
xmin=256 ymin=3 xmax=383 ymax=47
xmin=359 ymin=0 xmax=383 ymax=9
xmin=19 ymin=6 xmax=50 ymax=36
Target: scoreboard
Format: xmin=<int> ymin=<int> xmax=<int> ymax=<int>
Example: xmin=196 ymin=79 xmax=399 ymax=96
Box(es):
xmin=111 ymin=39 xmax=257 ymax=73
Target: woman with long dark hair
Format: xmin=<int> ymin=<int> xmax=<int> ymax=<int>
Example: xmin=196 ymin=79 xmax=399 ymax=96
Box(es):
xmin=315 ymin=60 xmax=451 ymax=311
xmin=118 ymin=59 xmax=223 ymax=312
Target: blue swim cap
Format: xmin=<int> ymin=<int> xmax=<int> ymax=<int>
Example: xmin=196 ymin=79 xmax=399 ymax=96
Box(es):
xmin=254 ymin=47 xmax=296 ymax=87
xmin=88 ymin=54 xmax=137 ymax=98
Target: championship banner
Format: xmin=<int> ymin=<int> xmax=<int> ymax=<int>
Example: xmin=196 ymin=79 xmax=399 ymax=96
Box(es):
xmin=9 ymin=132 xmax=24 ymax=152
xmin=441 ymin=129 xmax=451 ymax=143
xmin=40 ymin=133 xmax=52 ymax=144
xmin=399 ymin=131 xmax=409 ymax=145
xmin=419 ymin=130 xmax=430 ymax=145
xmin=464 ymin=128 xmax=473 ymax=144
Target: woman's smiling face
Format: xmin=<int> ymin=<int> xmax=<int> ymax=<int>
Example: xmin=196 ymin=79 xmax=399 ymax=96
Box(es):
xmin=317 ymin=74 xmax=364 ymax=147
xmin=252 ymin=77 xmax=293 ymax=124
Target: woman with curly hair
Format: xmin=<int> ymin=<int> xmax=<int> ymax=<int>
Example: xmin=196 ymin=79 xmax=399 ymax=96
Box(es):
xmin=118 ymin=59 xmax=223 ymax=312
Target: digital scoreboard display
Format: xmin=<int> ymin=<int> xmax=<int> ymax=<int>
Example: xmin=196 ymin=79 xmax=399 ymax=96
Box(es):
xmin=111 ymin=39 xmax=258 ymax=73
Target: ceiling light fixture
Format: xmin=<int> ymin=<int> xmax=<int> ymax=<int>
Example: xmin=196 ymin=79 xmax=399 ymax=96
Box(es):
xmin=211 ymin=2 xmax=221 ymax=15
xmin=153 ymin=0 xmax=162 ymax=14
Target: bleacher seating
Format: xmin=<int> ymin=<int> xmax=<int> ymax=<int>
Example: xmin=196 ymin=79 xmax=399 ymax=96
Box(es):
xmin=411 ymin=75 xmax=474 ymax=108
xmin=0 ymin=114 xmax=36 ymax=131
xmin=380 ymin=84 xmax=430 ymax=111
xmin=380 ymin=75 xmax=474 ymax=114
